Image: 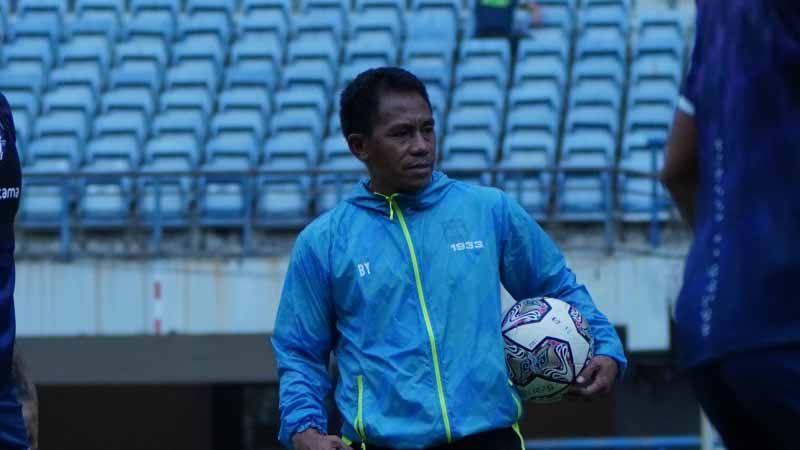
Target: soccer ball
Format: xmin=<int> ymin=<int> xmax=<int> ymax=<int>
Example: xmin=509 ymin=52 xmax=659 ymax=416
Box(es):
xmin=502 ymin=297 xmax=594 ymax=403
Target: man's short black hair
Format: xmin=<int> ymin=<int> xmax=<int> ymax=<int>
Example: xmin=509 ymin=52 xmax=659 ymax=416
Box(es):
xmin=339 ymin=67 xmax=432 ymax=139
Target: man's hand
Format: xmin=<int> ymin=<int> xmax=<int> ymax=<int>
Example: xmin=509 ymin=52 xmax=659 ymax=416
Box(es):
xmin=292 ymin=428 xmax=353 ymax=450
xmin=568 ymin=355 xmax=619 ymax=399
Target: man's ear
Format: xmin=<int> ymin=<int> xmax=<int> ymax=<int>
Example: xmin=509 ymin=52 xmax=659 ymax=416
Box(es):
xmin=347 ymin=133 xmax=369 ymax=163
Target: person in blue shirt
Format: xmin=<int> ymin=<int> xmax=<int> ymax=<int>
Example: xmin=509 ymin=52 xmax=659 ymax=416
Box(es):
xmin=661 ymin=2 xmax=800 ymax=449
xmin=272 ymin=67 xmax=626 ymax=450
xmin=0 ymin=92 xmax=32 ymax=449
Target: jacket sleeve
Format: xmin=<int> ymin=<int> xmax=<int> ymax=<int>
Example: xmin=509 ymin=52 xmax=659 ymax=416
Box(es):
xmin=271 ymin=231 xmax=335 ymax=448
xmin=497 ymin=193 xmax=627 ymax=375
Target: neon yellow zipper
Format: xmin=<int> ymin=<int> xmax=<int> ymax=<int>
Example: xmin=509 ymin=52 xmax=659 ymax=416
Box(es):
xmin=355 ymin=375 xmax=366 ymax=442
xmin=509 ymin=379 xmax=523 ymax=420
xmin=376 ymin=193 xmax=453 ymax=443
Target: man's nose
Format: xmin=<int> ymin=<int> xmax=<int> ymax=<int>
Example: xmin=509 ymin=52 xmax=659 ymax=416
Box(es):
xmin=409 ymin=129 xmax=433 ymax=155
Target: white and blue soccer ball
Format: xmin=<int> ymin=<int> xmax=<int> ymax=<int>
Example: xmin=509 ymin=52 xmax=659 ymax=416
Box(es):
xmin=502 ymin=297 xmax=594 ymax=403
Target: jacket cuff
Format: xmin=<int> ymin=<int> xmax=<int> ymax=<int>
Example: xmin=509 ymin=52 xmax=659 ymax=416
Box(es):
xmin=281 ymin=417 xmax=327 ymax=449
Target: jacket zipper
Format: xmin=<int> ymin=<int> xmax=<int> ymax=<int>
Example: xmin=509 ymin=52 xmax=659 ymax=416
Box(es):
xmin=379 ymin=193 xmax=453 ymax=443
xmin=355 ymin=375 xmax=366 ymax=450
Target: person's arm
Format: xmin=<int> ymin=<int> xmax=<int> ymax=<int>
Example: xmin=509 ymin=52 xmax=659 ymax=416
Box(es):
xmin=271 ymin=233 xmax=351 ymax=450
xmin=661 ymin=110 xmax=699 ymax=228
xmin=497 ymin=195 xmax=627 ymax=396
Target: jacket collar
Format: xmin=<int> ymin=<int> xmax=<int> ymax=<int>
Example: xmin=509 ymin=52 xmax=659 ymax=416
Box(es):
xmin=345 ymin=171 xmax=455 ymax=218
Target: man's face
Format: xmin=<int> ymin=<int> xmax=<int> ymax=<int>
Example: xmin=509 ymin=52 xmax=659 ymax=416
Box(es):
xmin=348 ymin=90 xmax=436 ymax=195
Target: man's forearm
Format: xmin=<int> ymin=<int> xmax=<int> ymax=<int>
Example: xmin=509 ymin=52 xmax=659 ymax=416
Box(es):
xmin=662 ymin=110 xmax=699 ymax=229
xmin=664 ymin=177 xmax=698 ymax=228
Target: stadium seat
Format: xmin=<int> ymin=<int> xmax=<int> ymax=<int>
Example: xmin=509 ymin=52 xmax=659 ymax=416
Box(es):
xmin=499 ymin=131 xmax=556 ymax=169
xmin=579 ymin=8 xmax=629 ymax=36
xmin=49 ymin=65 xmax=104 ymax=100
xmin=569 ymin=82 xmax=621 ymax=110
xmin=350 ymin=10 xmax=403 ymax=42
xmin=635 ymin=34 xmax=684 ymax=61
xmin=287 ymin=36 xmax=340 ymax=69
xmin=179 ymin=15 xmax=233 ymax=48
xmin=338 ymin=62 xmax=377 ymax=90
xmin=561 ymin=131 xmax=615 ymax=168
xmin=345 ymin=35 xmax=398 ymax=67
xmin=317 ymin=173 xmax=361 ymax=214
xmin=270 ymin=110 xmax=324 ymax=142
xmin=566 ymin=106 xmax=619 ymax=135
xmin=455 ymin=59 xmax=509 ymax=88
xmin=555 ymin=173 xmax=610 ymax=220
xmin=243 ymin=0 xmax=292 ymax=25
xmin=300 ymin=0 xmax=348 ymax=16
xmin=75 ymin=0 xmax=125 ymax=20
xmin=232 ymin=34 xmax=285 ymax=67
xmin=576 ymin=35 xmax=626 ymax=63
xmin=498 ymin=172 xmax=551 ymax=218
xmin=205 ymin=132 xmax=260 ymax=169
xmin=77 ymin=178 xmax=134 ymax=228
xmin=218 ymin=88 xmax=272 ymax=121
xmin=441 ymin=131 xmax=496 ymax=181
xmin=102 ymin=88 xmax=157 ymax=120
xmin=85 ymin=135 xmax=141 ymax=170
xmin=355 ymin=0 xmax=403 ymax=15
xmin=508 ymin=84 xmax=562 ymax=114
xmin=110 ymin=63 xmax=163 ymax=93
xmin=328 ymin=113 xmax=342 ymax=137
xmin=292 ymin=10 xmax=345 ymax=45
xmin=173 ymin=36 xmax=227 ymax=74
xmin=411 ymin=0 xmax=459 ymax=21
xmin=225 ymin=62 xmax=281 ymax=93
xmin=459 ymin=38 xmax=512 ymax=68
xmin=628 ymin=81 xmax=678 ymax=109
xmin=238 ymin=10 xmax=289 ymax=46
xmin=452 ymin=83 xmax=505 ymax=115
xmin=68 ymin=16 xmax=121 ymax=42
xmin=572 ymin=59 xmax=625 ymax=89
xmin=153 ymin=110 xmax=208 ymax=146
xmin=125 ymin=13 xmax=176 ymax=42
xmin=26 ymin=136 xmax=81 ymax=171
xmin=506 ymin=106 xmax=558 ymax=135
xmin=160 ymin=88 xmax=214 ymax=121
xmin=144 ymin=134 xmax=202 ymax=169
xmin=583 ymin=0 xmax=629 ymax=15
xmin=275 ymin=87 xmax=329 ymax=120
xmin=624 ymin=105 xmax=674 ymax=141
xmin=405 ymin=60 xmax=452 ymax=94
xmin=12 ymin=111 xmax=32 ymax=156
xmin=186 ymin=0 xmax=236 ymax=21
xmin=19 ymin=180 xmax=71 ymax=230
xmin=166 ymin=61 xmax=220 ymax=95
xmin=406 ymin=10 xmax=458 ymax=49
xmin=535 ymin=5 xmax=574 ymax=40
xmin=403 ymin=39 xmax=454 ymax=68
xmin=18 ymin=0 xmax=66 ymax=19
xmin=638 ymin=9 xmax=684 ymax=42
xmin=320 ymin=136 xmax=360 ymax=169
xmin=255 ymin=175 xmax=311 ymax=228
xmin=198 ymin=174 xmax=254 ymax=228
xmin=620 ymin=131 xmax=662 ymax=171
xmin=2 ymin=39 xmax=55 ymax=75
xmin=115 ymin=39 xmax=170 ymax=73
xmin=211 ymin=111 xmax=267 ymax=143
xmin=263 ymin=132 xmax=319 ymax=168
xmin=514 ymin=59 xmax=567 ymax=90
xmin=35 ymin=112 xmax=90 ymax=145
xmin=93 ymin=111 xmax=149 ymax=148
xmin=130 ymin=0 xmax=179 ymax=22
xmin=282 ymin=60 xmax=336 ymax=93
xmin=424 ymin=85 xmax=447 ymax=119
xmin=43 ymin=86 xmax=98 ymax=119
xmin=9 ymin=15 xmax=61 ymax=48
xmin=447 ymin=107 xmax=501 ymax=139
xmin=631 ymin=56 xmax=682 ymax=86
xmin=516 ymin=37 xmax=569 ymax=64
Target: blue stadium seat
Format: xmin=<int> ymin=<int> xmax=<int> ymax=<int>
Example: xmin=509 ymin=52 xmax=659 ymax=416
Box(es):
xmin=153 ymin=110 xmax=208 ymax=146
xmin=35 ymin=112 xmax=90 ymax=145
xmin=59 ymin=37 xmax=113 ymax=74
xmin=355 ymin=0 xmax=403 ymax=14
xmin=424 ymin=85 xmax=447 ymax=119
xmin=238 ymin=10 xmax=289 ymax=46
xmin=535 ymin=5 xmax=574 ymax=39
xmin=225 ymin=63 xmax=280 ymax=93
xmin=43 ymin=85 xmax=98 ymax=120
xmin=173 ymin=36 xmax=226 ymax=73
xmin=300 ymin=0 xmax=348 ymax=16
xmin=26 ymin=136 xmax=81 ymax=171
xmin=639 ymin=9 xmax=684 ymax=42
xmin=166 ymin=61 xmax=220 ymax=94
xmin=338 ymin=62 xmax=376 ymax=90
xmin=455 ymin=59 xmax=509 ymax=88
xmin=9 ymin=15 xmax=61 ymax=48
xmin=2 ymin=39 xmax=55 ymax=75
xmin=405 ymin=60 xmax=452 ymax=94
xmin=179 ymin=14 xmax=232 ymax=45
xmin=77 ymin=178 xmax=134 ymax=228
xmin=460 ymin=38 xmax=511 ymax=68
xmin=624 ymin=105 xmax=674 ymax=141
xmin=579 ymin=7 xmax=628 ymax=36
xmin=232 ymin=34 xmax=284 ymax=67
xmin=68 ymin=16 xmax=121 ymax=42
xmin=136 ymin=175 xmax=194 ymax=230
xmin=0 ymin=68 xmax=45 ymax=97
xmin=144 ymin=134 xmax=201 ymax=169
xmin=12 ymin=111 xmax=32 ymax=156
xmin=583 ymin=0 xmax=629 ymax=15
xmin=130 ymin=0 xmax=179 ymax=21
xmin=516 ymin=37 xmax=569 ymax=64
xmin=255 ymin=175 xmax=311 ymax=228
xmin=219 ymin=88 xmax=272 ymax=120
xmin=293 ymin=10 xmax=345 ymax=45
xmin=317 ymin=173 xmax=361 ymax=214
xmin=500 ymin=131 xmax=555 ymax=169
xmin=345 ymin=35 xmax=398 ymax=67
xmin=576 ymin=34 xmax=626 ymax=62
xmin=452 ymin=83 xmax=504 ymax=115
xmin=160 ymin=88 xmax=214 ymax=121
xmin=287 ymin=36 xmax=340 ymax=69
xmin=631 ymin=56 xmax=682 ymax=86
xmin=566 ymin=105 xmax=619 ymax=135
xmin=350 ymin=10 xmax=403 ymax=42
xmin=102 ymin=88 xmax=157 ymax=119
xmin=617 ymin=133 xmax=668 ymax=220
xmin=198 ymin=174 xmax=253 ymax=228
xmin=620 ymin=131 xmax=662 ymax=170
xmin=263 ymin=132 xmax=319 ymax=168
xmin=403 ymin=39 xmax=454 ymax=68
xmin=635 ymin=35 xmax=684 ymax=61
xmin=211 ymin=111 xmax=267 ymax=143
xmin=561 ymin=131 xmax=615 ymax=168
xmin=49 ymin=65 xmax=104 ymax=100
xmin=186 ymin=0 xmax=236 ymax=21
xmin=406 ymin=10 xmax=458 ymax=49
xmin=497 ymin=171 xmax=552 ymax=218
xmin=441 ymin=131 xmax=496 ymax=181
xmin=85 ymin=135 xmax=140 ymax=169
xmin=243 ymin=0 xmax=292 ymax=24
xmin=506 ymin=106 xmax=558 ymax=135
xmin=509 ymin=84 xmax=562 ymax=113
xmin=75 ymin=0 xmax=124 ymax=20
xmin=125 ymin=14 xmax=176 ymax=42
xmin=572 ymin=58 xmax=625 ymax=88
xmin=555 ymin=173 xmax=609 ymax=221
xmin=569 ymin=82 xmax=621 ymax=110
xmin=116 ymin=39 xmax=170 ymax=72
xmin=447 ymin=107 xmax=501 ymax=138
xmin=411 ymin=0 xmax=459 ymax=20
xmin=628 ymin=81 xmax=678 ymax=109
xmin=514 ymin=59 xmax=567 ymax=89
xmin=282 ymin=60 xmax=336 ymax=93
xmin=320 ymin=135 xmax=359 ymax=169
xmin=93 ymin=111 xmax=149 ymax=148
xmin=276 ymin=87 xmax=329 ymax=120
xmin=18 ymin=0 xmax=66 ymax=18
xmin=328 ymin=113 xmax=342 ymax=137
xmin=204 ymin=132 xmax=260 ymax=169
xmin=19 ymin=180 xmax=71 ymax=230
xmin=110 ymin=63 xmax=163 ymax=93
xmin=270 ymin=110 xmax=324 ymax=142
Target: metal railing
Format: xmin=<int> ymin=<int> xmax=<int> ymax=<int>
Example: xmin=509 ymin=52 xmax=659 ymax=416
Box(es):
xmin=526 ymin=436 xmax=701 ymax=450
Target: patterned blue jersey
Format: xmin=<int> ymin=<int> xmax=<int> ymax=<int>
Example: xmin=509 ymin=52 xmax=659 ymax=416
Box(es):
xmin=675 ymin=1 xmax=800 ymax=368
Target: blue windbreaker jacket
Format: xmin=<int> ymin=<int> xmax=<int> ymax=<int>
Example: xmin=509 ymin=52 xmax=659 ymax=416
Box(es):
xmin=272 ymin=172 xmax=626 ymax=449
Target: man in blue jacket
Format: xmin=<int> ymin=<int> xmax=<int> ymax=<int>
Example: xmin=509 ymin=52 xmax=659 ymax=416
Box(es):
xmin=272 ymin=67 xmax=626 ymax=450
xmin=0 ymin=92 xmax=32 ymax=449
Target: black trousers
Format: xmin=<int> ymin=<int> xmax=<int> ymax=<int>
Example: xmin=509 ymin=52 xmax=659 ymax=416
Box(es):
xmin=690 ymin=345 xmax=800 ymax=450
xmin=351 ymin=427 xmax=523 ymax=450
